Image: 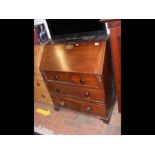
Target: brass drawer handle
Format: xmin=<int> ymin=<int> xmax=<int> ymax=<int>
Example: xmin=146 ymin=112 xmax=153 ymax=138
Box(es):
xmin=60 ymin=101 xmax=65 ymax=106
xmin=86 ymin=107 xmax=92 ymax=112
xmin=84 ymin=91 xmax=90 ymax=97
xmin=80 ymin=78 xmax=85 ymax=84
xmin=55 ymin=88 xmax=61 ymax=93
xmin=54 ymin=74 xmax=59 ymax=80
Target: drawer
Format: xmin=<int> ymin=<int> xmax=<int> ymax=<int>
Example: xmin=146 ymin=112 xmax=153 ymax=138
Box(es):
xmin=69 ymin=85 xmax=104 ymax=102
xmin=52 ymin=95 xmax=81 ymax=111
xmin=47 ymin=82 xmax=69 ymax=96
xmin=48 ymin=82 xmax=105 ymax=102
xmin=70 ymin=73 xmax=102 ymax=87
xmin=81 ymin=102 xmax=105 ymax=117
xmin=44 ymin=71 xmax=69 ymax=83
xmin=51 ymin=95 xmax=105 ymax=117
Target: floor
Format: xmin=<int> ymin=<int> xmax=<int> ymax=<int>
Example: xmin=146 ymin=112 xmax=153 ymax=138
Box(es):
xmin=34 ymin=101 xmax=121 ymax=135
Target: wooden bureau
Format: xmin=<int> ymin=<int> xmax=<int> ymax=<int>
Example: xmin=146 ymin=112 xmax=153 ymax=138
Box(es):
xmin=40 ymin=37 xmax=116 ymax=123
xmin=34 ymin=45 xmax=52 ymax=104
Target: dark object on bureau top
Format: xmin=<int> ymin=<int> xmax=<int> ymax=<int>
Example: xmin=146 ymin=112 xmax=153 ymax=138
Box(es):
xmin=46 ymin=19 xmax=107 ymax=42
xmin=40 ymin=36 xmax=116 ymax=123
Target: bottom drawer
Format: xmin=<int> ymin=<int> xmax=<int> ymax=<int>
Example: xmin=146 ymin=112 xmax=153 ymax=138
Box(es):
xmin=51 ymin=95 xmax=105 ymax=117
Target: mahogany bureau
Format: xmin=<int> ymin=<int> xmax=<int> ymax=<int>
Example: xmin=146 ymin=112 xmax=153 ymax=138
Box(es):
xmin=40 ymin=37 xmax=116 ymax=123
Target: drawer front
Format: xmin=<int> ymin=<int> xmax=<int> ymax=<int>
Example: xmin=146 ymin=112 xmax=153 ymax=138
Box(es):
xmin=48 ymin=83 xmax=105 ymax=102
xmin=52 ymin=95 xmax=81 ymax=111
xmin=47 ymin=82 xmax=69 ymax=96
xmin=44 ymin=71 xmax=69 ymax=83
xmin=69 ymin=85 xmax=104 ymax=102
xmin=70 ymin=73 xmax=102 ymax=87
xmin=81 ymin=102 xmax=105 ymax=117
xmin=51 ymin=95 xmax=105 ymax=117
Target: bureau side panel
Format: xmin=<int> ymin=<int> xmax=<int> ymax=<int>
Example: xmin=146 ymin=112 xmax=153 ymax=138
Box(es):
xmin=102 ymin=39 xmax=116 ymax=117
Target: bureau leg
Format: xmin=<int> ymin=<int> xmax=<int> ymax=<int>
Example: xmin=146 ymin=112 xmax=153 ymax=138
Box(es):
xmin=100 ymin=118 xmax=110 ymax=124
xmin=53 ymin=105 xmax=60 ymax=111
xmin=101 ymin=119 xmax=110 ymax=124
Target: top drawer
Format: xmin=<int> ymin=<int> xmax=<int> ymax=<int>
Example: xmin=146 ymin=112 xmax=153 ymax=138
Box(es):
xmin=44 ymin=72 xmax=69 ymax=83
xmin=70 ymin=73 xmax=102 ymax=88
xmin=42 ymin=71 xmax=103 ymax=88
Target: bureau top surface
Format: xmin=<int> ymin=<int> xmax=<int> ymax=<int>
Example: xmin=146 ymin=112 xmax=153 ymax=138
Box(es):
xmin=40 ymin=40 xmax=107 ymax=74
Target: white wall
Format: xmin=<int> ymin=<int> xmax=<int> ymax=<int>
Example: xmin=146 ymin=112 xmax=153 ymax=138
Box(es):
xmin=105 ymin=23 xmax=110 ymax=35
